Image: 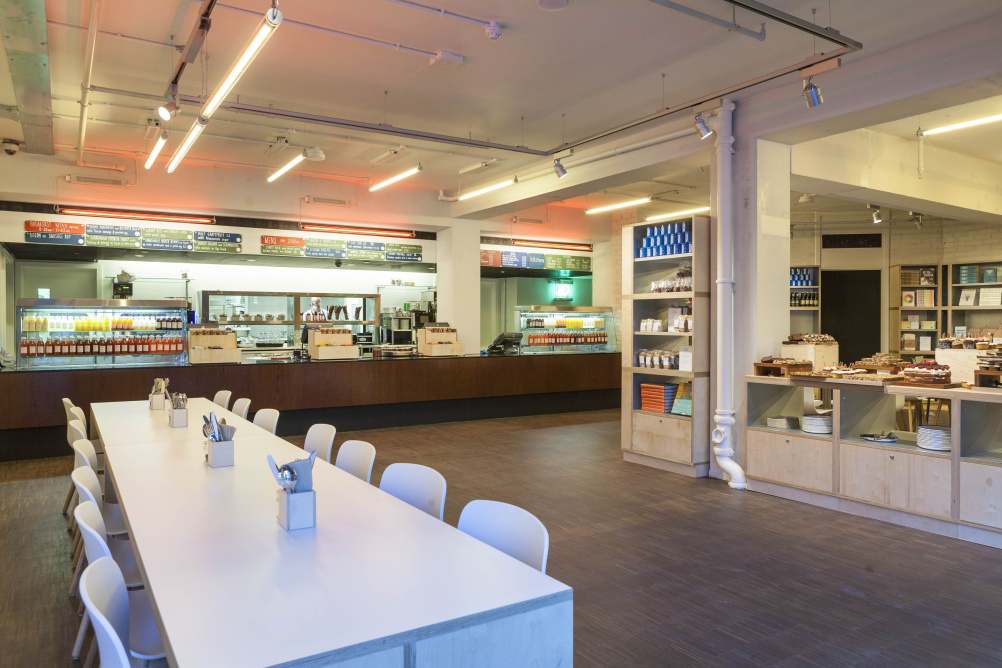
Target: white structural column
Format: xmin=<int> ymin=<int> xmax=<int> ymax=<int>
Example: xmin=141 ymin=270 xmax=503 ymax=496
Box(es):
xmin=710 ymin=99 xmax=746 ymax=489
xmin=436 ymin=224 xmax=481 ymax=351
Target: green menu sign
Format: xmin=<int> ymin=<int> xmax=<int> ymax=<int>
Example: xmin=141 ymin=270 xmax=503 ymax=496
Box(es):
xmin=261 ymin=244 xmax=306 ymax=256
xmin=544 ymin=254 xmax=591 ymax=271
xmin=143 ymin=228 xmax=194 ymax=240
xmin=304 ymin=237 xmax=348 ymax=250
xmin=386 ymin=243 xmax=422 ymax=254
xmin=194 ymin=241 xmax=242 ymax=253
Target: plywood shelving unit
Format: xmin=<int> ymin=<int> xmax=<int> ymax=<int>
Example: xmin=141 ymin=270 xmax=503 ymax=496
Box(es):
xmin=621 ymin=215 xmax=709 ymax=477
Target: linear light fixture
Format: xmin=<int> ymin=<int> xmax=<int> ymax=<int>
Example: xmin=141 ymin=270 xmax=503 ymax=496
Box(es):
xmin=645 ymin=206 xmax=710 ymax=222
xmin=512 ymin=239 xmax=592 ymax=252
xmin=922 ymin=113 xmax=1002 ymax=136
xmin=144 ymin=131 xmax=168 ymax=170
xmin=201 ymin=7 xmax=283 ymax=119
xmin=166 ymin=117 xmax=208 ymax=173
xmin=299 ymin=222 xmax=415 ymax=238
xmin=369 ymin=164 xmax=422 ymax=192
xmin=58 ymin=207 xmax=215 ymax=224
xmin=458 ymin=177 xmax=516 ymax=201
xmin=585 ymin=197 xmax=651 ymax=215
xmin=268 ymin=150 xmax=306 ymax=183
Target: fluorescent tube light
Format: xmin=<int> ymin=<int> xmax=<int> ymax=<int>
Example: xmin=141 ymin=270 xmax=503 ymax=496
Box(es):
xmin=369 ymin=164 xmax=422 ymax=192
xmin=299 ymin=223 xmax=415 ymax=238
xmin=58 ymin=207 xmax=214 ymax=224
xmin=458 ymin=178 xmax=516 ymax=201
xmin=268 ymin=150 xmax=306 ymax=183
xmin=166 ymin=117 xmax=208 ymax=174
xmin=201 ymin=8 xmax=283 ymax=119
xmin=922 ymin=113 xmax=1002 ymax=136
xmin=585 ymin=197 xmax=651 ymax=215
xmin=512 ymin=239 xmax=592 ymax=252
xmin=645 ymin=206 xmax=710 ymax=222
xmin=144 ymin=131 xmax=169 ymax=170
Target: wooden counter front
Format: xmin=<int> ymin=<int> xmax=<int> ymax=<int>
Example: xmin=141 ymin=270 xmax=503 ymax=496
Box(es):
xmin=0 ymin=354 xmax=621 ymax=431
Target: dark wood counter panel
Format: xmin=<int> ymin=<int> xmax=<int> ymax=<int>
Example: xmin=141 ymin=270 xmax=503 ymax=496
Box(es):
xmin=1 ymin=354 xmax=621 ymax=458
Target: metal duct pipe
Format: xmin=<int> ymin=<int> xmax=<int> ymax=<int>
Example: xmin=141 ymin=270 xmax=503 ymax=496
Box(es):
xmin=75 ymin=0 xmax=102 ymax=166
xmin=710 ymin=98 xmax=746 ymax=489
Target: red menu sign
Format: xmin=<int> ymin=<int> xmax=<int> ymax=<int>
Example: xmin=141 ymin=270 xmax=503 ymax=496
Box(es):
xmin=260 ymin=235 xmax=305 ymax=247
xmin=480 ymin=249 xmax=502 ymax=266
xmin=26 ymin=220 xmax=85 ymax=234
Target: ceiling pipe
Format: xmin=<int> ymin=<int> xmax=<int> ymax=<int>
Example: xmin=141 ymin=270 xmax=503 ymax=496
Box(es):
xmin=719 ymin=0 xmax=863 ymax=50
xmin=379 ymin=0 xmax=496 ymax=31
xmin=214 ymin=3 xmax=447 ymax=61
xmin=47 ymin=20 xmax=184 ymax=52
xmin=646 ymin=0 xmax=765 ymax=40
xmin=75 ymin=0 xmax=103 ymax=167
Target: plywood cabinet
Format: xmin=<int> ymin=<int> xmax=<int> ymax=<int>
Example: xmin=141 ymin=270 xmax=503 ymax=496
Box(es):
xmin=960 ymin=461 xmax=1002 ymax=529
xmin=630 ymin=412 xmax=692 ymax=465
xmin=840 ymin=443 xmax=951 ymax=518
xmin=746 ymin=429 xmax=833 ymax=493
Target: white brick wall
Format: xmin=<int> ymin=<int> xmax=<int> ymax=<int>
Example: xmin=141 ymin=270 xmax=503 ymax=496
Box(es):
xmin=791 ymin=224 xmax=821 ymax=266
xmin=889 ymin=219 xmax=1002 ymax=264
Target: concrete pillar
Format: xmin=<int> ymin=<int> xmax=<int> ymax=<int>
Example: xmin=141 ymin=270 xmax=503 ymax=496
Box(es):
xmin=436 ymin=224 xmax=481 ymax=352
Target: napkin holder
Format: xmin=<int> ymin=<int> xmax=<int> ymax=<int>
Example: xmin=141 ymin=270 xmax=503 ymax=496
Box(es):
xmin=278 ymin=489 xmax=316 ymax=531
xmin=206 ymin=439 xmax=234 ymax=468
xmin=149 ymin=393 xmax=166 ymax=410
xmin=167 ymin=404 xmax=187 ymax=428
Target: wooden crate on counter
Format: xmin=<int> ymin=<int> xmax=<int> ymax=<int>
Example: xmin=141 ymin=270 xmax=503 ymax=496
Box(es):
xmin=753 ymin=361 xmax=813 ymax=377
xmin=308 ymin=329 xmax=360 ymax=360
xmin=188 ymin=331 xmax=243 ymax=365
xmin=416 ymin=328 xmax=465 ymax=357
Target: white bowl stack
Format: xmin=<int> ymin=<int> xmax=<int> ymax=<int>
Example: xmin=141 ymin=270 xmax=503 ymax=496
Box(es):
xmin=802 ymin=415 xmax=833 ymax=435
xmin=917 ymin=425 xmax=952 ymax=451
xmin=766 ymin=416 xmax=800 ymax=429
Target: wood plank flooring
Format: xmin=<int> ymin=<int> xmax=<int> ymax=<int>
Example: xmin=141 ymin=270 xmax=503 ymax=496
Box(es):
xmin=4 ymin=409 xmax=1002 ymax=666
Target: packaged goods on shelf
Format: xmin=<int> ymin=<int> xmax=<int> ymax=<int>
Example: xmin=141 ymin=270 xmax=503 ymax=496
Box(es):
xmin=635 ymin=220 xmax=692 ymax=258
xmin=639 ymin=383 xmax=678 ymax=414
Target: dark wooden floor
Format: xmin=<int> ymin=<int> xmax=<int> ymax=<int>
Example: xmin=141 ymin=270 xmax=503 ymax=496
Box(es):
xmin=5 ymin=410 xmax=1002 ymax=667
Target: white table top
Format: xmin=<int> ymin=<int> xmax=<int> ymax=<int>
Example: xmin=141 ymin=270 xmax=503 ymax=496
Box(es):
xmin=96 ymin=398 xmax=571 ymax=668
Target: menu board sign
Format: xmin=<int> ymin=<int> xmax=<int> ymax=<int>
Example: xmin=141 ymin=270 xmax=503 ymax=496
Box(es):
xmin=347 ymin=240 xmax=385 ymax=252
xmin=544 ymin=254 xmax=591 ymax=271
xmin=142 ymin=238 xmax=194 ymax=251
xmin=386 ymin=243 xmax=422 ymax=254
xmin=346 ymin=249 xmax=384 ymax=260
xmin=143 ymin=228 xmax=194 ymax=240
xmin=25 ymin=220 xmax=85 ymax=234
xmin=261 ymin=244 xmax=306 ymax=256
xmin=480 ymin=250 xmax=502 ymax=266
xmin=386 ymin=252 xmax=422 ymax=262
xmin=260 ymin=235 xmax=304 ymax=247
xmin=86 ymin=224 xmax=141 ymax=237
xmin=304 ymin=237 xmax=347 ymax=250
xmin=86 ymin=235 xmax=142 ymax=249
xmin=305 ymin=247 xmax=348 ymax=258
xmin=25 ymin=231 xmax=85 ymax=245
xmin=193 ymin=241 xmax=241 ymax=253
xmin=501 ymin=251 xmax=528 ymax=267
xmin=527 ymin=253 xmax=545 ymax=268
xmin=195 ymin=231 xmax=242 ymax=243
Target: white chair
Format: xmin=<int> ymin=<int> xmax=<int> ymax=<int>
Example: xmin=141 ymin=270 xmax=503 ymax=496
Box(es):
xmin=379 ymin=463 xmax=447 ymax=520
xmin=62 ymin=397 xmax=77 ymax=423
xmin=212 ymin=390 xmax=232 ymax=411
xmin=71 ymin=467 xmax=127 ymax=537
xmin=335 ymin=440 xmax=376 ymax=483
xmin=65 ymin=419 xmax=93 ymax=533
xmin=253 ymin=408 xmax=280 ymax=435
xmin=79 ymin=557 xmax=166 ymax=668
xmin=62 ymin=398 xmax=80 ymax=515
xmin=303 ymin=424 xmax=337 ymax=463
xmin=458 ymin=500 xmax=550 ymax=573
xmin=70 ymin=406 xmax=105 ymax=466
xmin=231 ymin=397 xmax=251 ymax=420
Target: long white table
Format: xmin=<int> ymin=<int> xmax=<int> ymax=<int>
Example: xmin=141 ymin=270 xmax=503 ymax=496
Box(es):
xmin=92 ymin=398 xmax=572 ymax=667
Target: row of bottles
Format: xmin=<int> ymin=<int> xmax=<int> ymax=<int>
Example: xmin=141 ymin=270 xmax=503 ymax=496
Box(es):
xmin=20 ymin=334 xmax=186 ymax=358
xmin=21 ymin=315 xmax=185 ymax=332
xmin=524 ymin=332 xmax=608 ymax=346
xmin=522 ymin=317 xmax=605 ymax=329
xmin=791 ymin=292 xmax=819 ymax=307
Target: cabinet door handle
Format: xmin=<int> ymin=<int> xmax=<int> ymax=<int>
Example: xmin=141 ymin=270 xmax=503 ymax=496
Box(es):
xmin=889 ymin=455 xmax=895 ymax=460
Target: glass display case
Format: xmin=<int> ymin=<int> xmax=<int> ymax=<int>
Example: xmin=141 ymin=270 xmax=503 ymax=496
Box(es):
xmin=16 ymin=299 xmax=188 ymax=369
xmin=514 ymin=305 xmax=618 ymax=354
xmin=198 ymin=291 xmax=379 ymax=351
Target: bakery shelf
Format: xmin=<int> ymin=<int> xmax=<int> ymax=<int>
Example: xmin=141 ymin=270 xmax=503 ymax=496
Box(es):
xmin=634 ymin=253 xmax=693 ymax=263
xmin=634 ymin=331 xmax=693 ymax=337
xmin=216 ymin=320 xmax=293 ymax=326
xmin=791 ymin=307 xmax=820 ymax=311
xmin=626 ymin=292 xmax=694 ymax=300
xmin=627 ymin=366 xmax=695 ymax=378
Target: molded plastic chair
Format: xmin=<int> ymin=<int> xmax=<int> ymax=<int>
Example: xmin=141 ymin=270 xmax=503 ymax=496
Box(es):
xmin=335 ymin=440 xmax=376 ymax=483
xmin=79 ymin=557 xmax=166 ymax=668
xmin=379 ymin=463 xmax=447 ymax=520
xmin=458 ymin=500 xmax=550 ymax=573
xmin=71 ymin=467 xmax=127 ymax=537
xmin=253 ymin=408 xmax=280 ymax=435
xmin=303 ymin=424 xmax=337 ymax=463
xmin=72 ymin=439 xmax=103 ymax=492
xmin=62 ymin=399 xmax=80 ymax=514
xmin=212 ymin=390 xmax=232 ymax=411
xmin=62 ymin=397 xmax=76 ymax=424
xmin=231 ymin=397 xmax=251 ymax=420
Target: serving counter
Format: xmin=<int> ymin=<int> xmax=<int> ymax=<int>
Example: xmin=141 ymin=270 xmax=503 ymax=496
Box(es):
xmin=745 ymin=375 xmax=1002 ymax=550
xmin=0 ymin=352 xmax=621 ymax=460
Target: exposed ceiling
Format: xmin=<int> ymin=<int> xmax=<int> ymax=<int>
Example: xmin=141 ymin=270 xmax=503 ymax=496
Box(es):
xmin=2 ymin=0 xmax=1000 ymax=196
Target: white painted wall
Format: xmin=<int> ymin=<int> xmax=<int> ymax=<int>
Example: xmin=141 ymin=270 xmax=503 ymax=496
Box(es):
xmin=436 ymin=225 xmax=481 ymax=352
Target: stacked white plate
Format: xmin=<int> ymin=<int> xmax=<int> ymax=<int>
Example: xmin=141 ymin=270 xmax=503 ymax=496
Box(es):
xmin=917 ymin=425 xmax=952 ymax=451
xmin=766 ymin=415 xmax=800 ymax=429
xmin=802 ymin=415 xmax=833 ymax=434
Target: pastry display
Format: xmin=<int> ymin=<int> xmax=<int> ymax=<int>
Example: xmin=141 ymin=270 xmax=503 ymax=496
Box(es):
xmin=836 ymin=373 xmax=903 ymax=384
xmin=784 ymin=333 xmax=837 ymax=345
xmin=789 ymin=371 xmax=833 ymax=377
xmin=854 ymin=353 xmax=907 ymax=368
xmin=902 ymin=361 xmax=951 ymax=384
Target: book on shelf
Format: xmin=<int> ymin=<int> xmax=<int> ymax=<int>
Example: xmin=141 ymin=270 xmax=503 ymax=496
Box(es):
xmin=955 ymin=326 xmax=967 ymax=337
xmin=920 ymin=268 xmax=936 ymax=286
xmin=901 ymin=290 xmax=916 ymax=307
xmin=907 ymin=315 xmax=920 ymax=329
xmin=984 ymin=268 xmax=998 ymax=283
xmin=919 ymin=336 xmax=932 ymax=351
xmin=915 ymin=289 xmax=935 ymax=307
xmin=670 ymin=382 xmax=693 ymax=417
xmin=958 ymin=288 xmax=977 ymax=306
xmin=678 ymin=345 xmax=693 ymax=372
xmin=980 ymin=287 xmax=1002 ymax=306
xmin=902 ymin=332 xmax=917 ymax=351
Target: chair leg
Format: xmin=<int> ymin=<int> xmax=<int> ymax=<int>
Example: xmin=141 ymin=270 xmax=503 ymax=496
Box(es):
xmin=62 ymin=483 xmax=75 ymax=515
xmin=82 ymin=634 xmax=97 ymax=668
xmin=69 ymin=554 xmax=86 ymax=597
xmin=73 ymin=610 xmax=89 ymax=659
xmin=71 ymin=530 xmax=82 ymax=562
